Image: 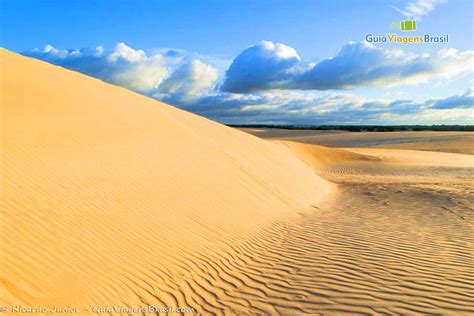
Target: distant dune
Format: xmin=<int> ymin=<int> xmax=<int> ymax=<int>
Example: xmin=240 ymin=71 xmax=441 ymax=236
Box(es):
xmin=1 ymin=49 xmax=473 ymax=315
xmin=0 ymin=49 xmax=331 ymax=310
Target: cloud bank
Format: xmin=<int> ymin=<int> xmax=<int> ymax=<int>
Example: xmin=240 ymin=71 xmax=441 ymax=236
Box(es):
xmin=25 ymin=43 xmax=220 ymax=96
xmin=24 ymin=41 xmax=473 ymax=125
xmin=169 ymin=89 xmax=473 ymax=125
xmin=221 ymin=41 xmax=473 ymax=93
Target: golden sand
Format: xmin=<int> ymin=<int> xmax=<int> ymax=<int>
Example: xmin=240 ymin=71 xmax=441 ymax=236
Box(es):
xmin=0 ymin=49 xmax=330 ymax=311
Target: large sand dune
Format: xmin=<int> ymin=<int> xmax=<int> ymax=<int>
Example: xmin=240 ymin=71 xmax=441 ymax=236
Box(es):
xmin=1 ymin=49 xmax=473 ymax=315
xmin=0 ymin=49 xmax=331 ymax=311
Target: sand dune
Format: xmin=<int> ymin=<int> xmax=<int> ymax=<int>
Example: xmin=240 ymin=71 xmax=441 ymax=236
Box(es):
xmin=1 ymin=49 xmax=473 ymax=315
xmin=0 ymin=49 xmax=331 ymax=312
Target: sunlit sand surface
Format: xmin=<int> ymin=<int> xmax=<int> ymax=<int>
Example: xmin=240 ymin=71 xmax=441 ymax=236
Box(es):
xmin=1 ymin=50 xmax=473 ymax=315
xmin=0 ymin=49 xmax=330 ymax=312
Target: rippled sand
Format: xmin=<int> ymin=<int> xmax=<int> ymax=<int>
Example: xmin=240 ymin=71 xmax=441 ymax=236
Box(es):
xmin=202 ymin=141 xmax=473 ymax=314
xmin=1 ymin=49 xmax=330 ymax=312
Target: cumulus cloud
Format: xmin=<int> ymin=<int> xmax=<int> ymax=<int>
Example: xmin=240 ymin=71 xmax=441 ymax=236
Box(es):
xmin=391 ymin=0 xmax=443 ymax=20
xmin=25 ymin=43 xmax=218 ymax=95
xmin=28 ymin=41 xmax=473 ymax=98
xmin=221 ymin=41 xmax=474 ymax=93
xmin=24 ymin=42 xmax=473 ymax=125
xmin=107 ymin=42 xmax=146 ymax=63
xmin=220 ymin=40 xmax=302 ymax=93
xmin=157 ymin=59 xmax=218 ymax=96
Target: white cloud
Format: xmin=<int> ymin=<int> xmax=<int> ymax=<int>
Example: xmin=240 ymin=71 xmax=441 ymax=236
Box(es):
xmin=220 ymin=40 xmax=302 ymax=93
xmin=25 ymin=42 xmax=218 ymax=95
xmin=391 ymin=0 xmax=443 ymax=20
xmin=109 ymin=54 xmax=169 ymax=91
xmin=107 ymin=42 xmax=146 ymax=63
xmin=221 ymin=41 xmax=474 ymax=93
xmin=157 ymin=59 xmax=218 ymax=95
xmin=24 ymin=41 xmax=473 ymax=125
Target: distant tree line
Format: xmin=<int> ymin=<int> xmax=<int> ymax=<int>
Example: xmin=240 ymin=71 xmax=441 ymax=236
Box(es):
xmin=228 ymin=124 xmax=474 ymax=132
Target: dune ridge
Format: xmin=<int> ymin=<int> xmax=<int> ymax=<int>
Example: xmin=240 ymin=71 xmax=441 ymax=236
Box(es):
xmin=0 ymin=49 xmax=332 ymax=310
xmin=275 ymin=140 xmax=380 ymax=169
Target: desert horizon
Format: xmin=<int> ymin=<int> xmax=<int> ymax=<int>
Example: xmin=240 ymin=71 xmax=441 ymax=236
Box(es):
xmin=1 ymin=1 xmax=473 ymax=315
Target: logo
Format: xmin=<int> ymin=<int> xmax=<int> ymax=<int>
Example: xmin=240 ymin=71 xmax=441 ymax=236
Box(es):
xmin=391 ymin=19 xmax=417 ymax=31
xmin=365 ymin=19 xmax=449 ymax=45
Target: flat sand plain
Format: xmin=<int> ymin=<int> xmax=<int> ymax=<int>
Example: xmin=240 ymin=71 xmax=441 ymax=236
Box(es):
xmin=1 ymin=50 xmax=473 ymax=315
xmin=241 ymin=128 xmax=474 ymax=155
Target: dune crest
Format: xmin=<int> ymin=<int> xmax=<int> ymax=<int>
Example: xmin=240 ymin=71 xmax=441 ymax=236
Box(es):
xmin=276 ymin=140 xmax=380 ymax=169
xmin=0 ymin=49 xmax=331 ymax=308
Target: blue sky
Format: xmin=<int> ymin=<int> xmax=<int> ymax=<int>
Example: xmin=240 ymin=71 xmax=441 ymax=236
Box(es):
xmin=1 ymin=0 xmax=473 ymax=124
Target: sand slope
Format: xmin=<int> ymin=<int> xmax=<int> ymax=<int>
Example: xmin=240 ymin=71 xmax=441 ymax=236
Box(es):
xmin=276 ymin=140 xmax=380 ymax=169
xmin=0 ymin=49 xmax=331 ymax=311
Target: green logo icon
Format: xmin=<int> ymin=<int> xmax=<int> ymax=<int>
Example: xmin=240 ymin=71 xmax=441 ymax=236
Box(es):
xmin=391 ymin=19 xmax=417 ymax=31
